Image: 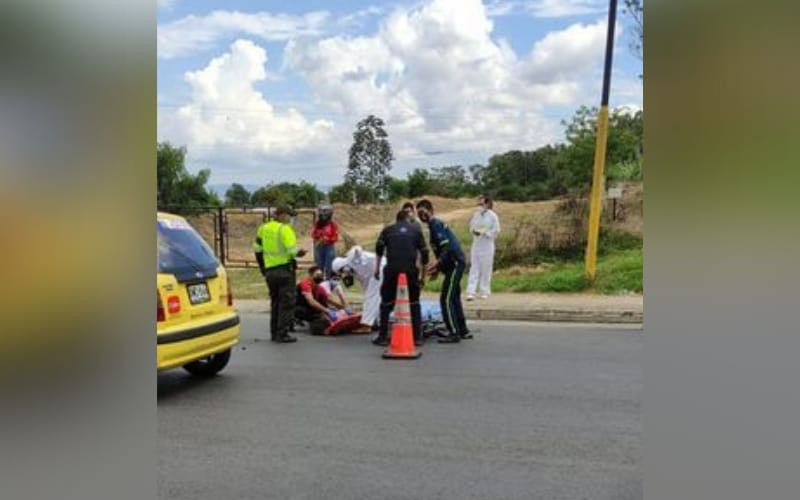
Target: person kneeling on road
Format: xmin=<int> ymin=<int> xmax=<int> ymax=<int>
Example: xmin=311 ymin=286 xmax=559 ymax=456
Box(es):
xmin=296 ymin=266 xmax=344 ymax=336
xmin=319 ymin=270 xmax=353 ymax=314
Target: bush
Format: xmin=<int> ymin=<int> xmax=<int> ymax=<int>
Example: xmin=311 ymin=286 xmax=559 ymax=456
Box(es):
xmin=608 ymin=159 xmax=643 ymax=182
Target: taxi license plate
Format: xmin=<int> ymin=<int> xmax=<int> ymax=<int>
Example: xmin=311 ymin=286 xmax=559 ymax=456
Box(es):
xmin=187 ymin=283 xmax=211 ymax=305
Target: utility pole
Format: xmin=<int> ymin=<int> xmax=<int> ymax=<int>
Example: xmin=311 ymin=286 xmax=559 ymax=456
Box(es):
xmin=585 ymin=0 xmax=618 ymax=281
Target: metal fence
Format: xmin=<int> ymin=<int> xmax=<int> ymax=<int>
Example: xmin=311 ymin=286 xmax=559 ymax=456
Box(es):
xmin=158 ymin=205 xmax=317 ymax=268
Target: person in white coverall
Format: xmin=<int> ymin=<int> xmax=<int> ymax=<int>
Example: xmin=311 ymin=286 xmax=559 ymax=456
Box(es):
xmin=331 ymin=246 xmax=386 ymax=329
xmin=466 ymin=196 xmax=500 ymax=300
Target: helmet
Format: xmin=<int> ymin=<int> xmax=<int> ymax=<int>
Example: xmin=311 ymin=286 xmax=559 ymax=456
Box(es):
xmin=317 ymin=204 xmax=333 ymax=223
xmin=331 ymin=257 xmax=349 ymax=274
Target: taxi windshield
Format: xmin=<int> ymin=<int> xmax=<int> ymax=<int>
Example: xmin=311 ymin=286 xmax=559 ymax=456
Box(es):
xmin=157 ymin=218 xmax=218 ymax=280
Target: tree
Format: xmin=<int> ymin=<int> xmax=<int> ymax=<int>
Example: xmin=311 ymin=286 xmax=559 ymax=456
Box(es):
xmin=249 ymin=181 xmax=324 ymax=208
xmin=406 ymin=168 xmax=434 ymax=198
xmin=157 ymin=142 xmax=219 ymax=209
xmin=562 ymin=106 xmax=644 ymax=189
xmin=250 ymin=185 xmax=284 ymax=206
xmin=224 ymin=183 xmax=251 ymax=207
xmin=386 ymin=177 xmax=409 ymax=201
xmin=346 ymin=115 xmax=393 ymax=203
xmin=623 ymin=0 xmax=643 ymax=63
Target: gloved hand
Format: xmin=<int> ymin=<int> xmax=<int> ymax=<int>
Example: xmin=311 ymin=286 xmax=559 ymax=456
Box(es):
xmin=327 ymin=309 xmax=338 ymax=321
xmin=344 ymin=306 xmax=354 ymax=315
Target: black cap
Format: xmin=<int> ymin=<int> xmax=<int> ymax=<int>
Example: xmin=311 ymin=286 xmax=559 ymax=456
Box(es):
xmin=274 ymin=204 xmax=296 ymax=216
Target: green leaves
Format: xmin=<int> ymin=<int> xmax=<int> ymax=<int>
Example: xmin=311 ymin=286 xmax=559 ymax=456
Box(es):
xmin=346 ymin=115 xmax=394 ymax=203
xmin=157 ymin=142 xmax=220 ymax=210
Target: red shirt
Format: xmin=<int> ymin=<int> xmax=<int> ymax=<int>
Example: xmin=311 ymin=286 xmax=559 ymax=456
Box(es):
xmin=311 ymin=221 xmax=339 ymax=246
xmin=298 ymin=277 xmax=330 ymax=306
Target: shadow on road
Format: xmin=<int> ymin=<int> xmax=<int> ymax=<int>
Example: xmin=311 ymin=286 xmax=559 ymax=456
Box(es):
xmin=157 ymin=371 xmax=230 ymax=401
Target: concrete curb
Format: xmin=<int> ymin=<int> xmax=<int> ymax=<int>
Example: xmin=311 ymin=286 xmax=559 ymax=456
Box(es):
xmin=234 ymin=299 xmax=642 ymax=325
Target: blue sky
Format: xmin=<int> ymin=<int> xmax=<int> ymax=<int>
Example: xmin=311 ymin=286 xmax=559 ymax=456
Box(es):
xmin=157 ymin=0 xmax=643 ymax=188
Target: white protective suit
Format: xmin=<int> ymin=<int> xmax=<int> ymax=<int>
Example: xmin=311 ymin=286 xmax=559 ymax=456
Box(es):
xmin=467 ymin=208 xmax=500 ymax=297
xmin=333 ymin=246 xmax=386 ymax=327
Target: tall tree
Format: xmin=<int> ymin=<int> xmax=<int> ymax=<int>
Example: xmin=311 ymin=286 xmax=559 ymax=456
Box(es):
xmin=224 ymin=183 xmax=251 ymax=206
xmin=157 ymin=142 xmax=219 ymax=208
xmin=346 ymin=115 xmax=393 ymax=203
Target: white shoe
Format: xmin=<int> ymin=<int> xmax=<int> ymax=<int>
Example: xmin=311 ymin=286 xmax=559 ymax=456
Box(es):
xmin=479 ymin=294 xmax=489 ymax=300
xmin=466 ymin=294 xmax=475 ymax=301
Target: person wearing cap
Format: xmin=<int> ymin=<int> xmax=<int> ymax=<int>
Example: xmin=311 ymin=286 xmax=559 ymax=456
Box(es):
xmin=312 ymin=204 xmax=339 ymax=278
xmin=253 ymin=204 xmax=307 ymax=343
xmin=331 ymin=246 xmax=386 ymax=330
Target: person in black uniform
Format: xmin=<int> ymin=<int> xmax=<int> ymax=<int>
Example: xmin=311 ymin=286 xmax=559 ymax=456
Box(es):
xmin=373 ymin=210 xmax=429 ymax=346
xmin=415 ymin=199 xmax=470 ymax=343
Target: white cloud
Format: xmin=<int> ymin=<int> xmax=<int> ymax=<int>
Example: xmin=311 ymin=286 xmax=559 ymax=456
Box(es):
xmin=523 ymin=19 xmax=612 ymax=83
xmin=486 ymin=1 xmax=525 ymax=17
xmin=158 ymin=0 xmax=641 ymax=184
xmin=157 ymin=0 xmax=177 ymax=8
xmin=158 ymin=10 xmax=330 ymax=59
xmin=284 ymin=0 xmax=615 ymax=160
xmin=526 ymin=0 xmax=606 ymax=18
xmin=337 ymin=5 xmax=387 ymax=29
xmin=159 ymin=40 xmax=335 ymax=164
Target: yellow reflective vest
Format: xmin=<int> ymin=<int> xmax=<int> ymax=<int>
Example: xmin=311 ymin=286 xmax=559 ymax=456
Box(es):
xmin=253 ymin=220 xmax=299 ymax=268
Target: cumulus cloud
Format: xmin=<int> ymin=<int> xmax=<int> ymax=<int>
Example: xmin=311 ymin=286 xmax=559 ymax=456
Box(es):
xmin=159 ymin=39 xmax=335 ymax=162
xmin=158 ymin=0 xmax=640 ymax=183
xmin=158 ymin=10 xmax=330 ymax=59
xmin=523 ymin=19 xmax=612 ymax=83
xmin=284 ymin=0 xmax=613 ymax=158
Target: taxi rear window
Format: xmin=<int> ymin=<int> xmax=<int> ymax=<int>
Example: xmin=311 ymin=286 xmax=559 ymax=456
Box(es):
xmin=157 ymin=218 xmax=218 ymax=280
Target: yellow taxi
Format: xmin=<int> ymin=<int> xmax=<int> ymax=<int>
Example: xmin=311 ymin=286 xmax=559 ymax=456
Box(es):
xmin=157 ymin=212 xmax=239 ymax=376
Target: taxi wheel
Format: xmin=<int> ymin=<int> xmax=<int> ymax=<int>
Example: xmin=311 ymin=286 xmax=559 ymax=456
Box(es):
xmin=182 ymin=349 xmax=231 ymax=377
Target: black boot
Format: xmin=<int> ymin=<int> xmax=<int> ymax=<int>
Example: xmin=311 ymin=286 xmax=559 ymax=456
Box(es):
xmin=438 ymin=334 xmax=461 ymax=344
xmin=372 ymin=335 xmax=389 ymax=346
xmin=277 ymin=334 xmax=297 ymax=343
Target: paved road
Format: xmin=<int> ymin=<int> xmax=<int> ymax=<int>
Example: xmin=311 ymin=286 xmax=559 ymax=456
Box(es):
xmin=158 ymin=315 xmax=641 ymax=500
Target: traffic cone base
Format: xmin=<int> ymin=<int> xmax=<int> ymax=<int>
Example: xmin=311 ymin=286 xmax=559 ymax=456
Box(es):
xmin=381 ymin=272 xmax=421 ymax=360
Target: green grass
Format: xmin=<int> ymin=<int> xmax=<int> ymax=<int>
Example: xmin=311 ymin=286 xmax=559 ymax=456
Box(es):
xmin=228 ymin=247 xmax=642 ymax=299
xmin=422 ymin=248 xmax=642 ymax=294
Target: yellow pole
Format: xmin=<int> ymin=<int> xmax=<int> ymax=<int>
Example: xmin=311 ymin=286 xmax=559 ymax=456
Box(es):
xmin=585 ymin=106 xmax=610 ymax=281
xmin=584 ymin=0 xmax=617 ymax=282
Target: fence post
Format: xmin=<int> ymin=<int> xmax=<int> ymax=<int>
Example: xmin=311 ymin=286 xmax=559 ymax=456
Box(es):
xmin=217 ymin=206 xmax=226 ymax=265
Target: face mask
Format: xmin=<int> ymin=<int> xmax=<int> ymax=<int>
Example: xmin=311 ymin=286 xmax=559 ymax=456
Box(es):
xmin=312 ymin=275 xmax=324 ymax=283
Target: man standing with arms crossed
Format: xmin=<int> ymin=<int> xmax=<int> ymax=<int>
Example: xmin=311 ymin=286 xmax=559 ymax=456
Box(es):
xmin=373 ymin=210 xmax=429 ymax=347
xmin=253 ymin=204 xmax=307 ymax=343
xmin=415 ymin=199 xmax=470 ymax=343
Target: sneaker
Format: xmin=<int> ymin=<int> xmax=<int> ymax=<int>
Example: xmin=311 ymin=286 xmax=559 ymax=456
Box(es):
xmin=466 ymin=294 xmax=475 ymax=301
xmin=460 ymin=331 xmax=474 ymax=340
xmin=277 ymin=335 xmax=297 ymax=343
xmin=479 ymin=294 xmax=489 ymax=300
xmin=437 ymin=335 xmax=461 ymax=344
xmin=371 ymin=336 xmax=389 ymax=346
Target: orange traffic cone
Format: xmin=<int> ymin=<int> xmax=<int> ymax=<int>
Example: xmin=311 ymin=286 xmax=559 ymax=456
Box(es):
xmin=382 ymin=273 xmax=422 ymax=359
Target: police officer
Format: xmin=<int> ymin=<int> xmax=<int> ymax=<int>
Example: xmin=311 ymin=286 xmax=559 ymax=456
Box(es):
xmin=373 ymin=210 xmax=429 ymax=346
xmin=253 ymin=204 xmax=307 ymax=343
xmin=415 ymin=199 xmax=470 ymax=343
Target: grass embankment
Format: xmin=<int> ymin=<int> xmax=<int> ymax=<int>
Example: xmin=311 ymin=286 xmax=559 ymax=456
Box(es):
xmin=226 ymin=185 xmax=643 ymax=298
xmin=228 ymin=244 xmax=642 ymax=299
